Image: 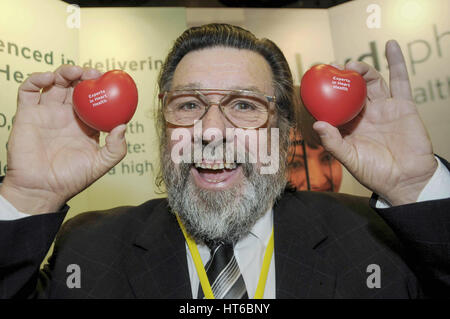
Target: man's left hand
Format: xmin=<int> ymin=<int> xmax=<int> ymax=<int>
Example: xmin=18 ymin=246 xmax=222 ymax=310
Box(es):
xmin=313 ymin=40 xmax=437 ymax=206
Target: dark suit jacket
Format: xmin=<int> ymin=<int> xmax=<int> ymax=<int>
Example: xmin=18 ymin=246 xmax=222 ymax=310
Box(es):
xmin=1 ymin=160 xmax=449 ymax=299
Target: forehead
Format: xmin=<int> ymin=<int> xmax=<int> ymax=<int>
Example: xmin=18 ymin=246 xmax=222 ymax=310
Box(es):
xmin=171 ymin=47 xmax=274 ymax=95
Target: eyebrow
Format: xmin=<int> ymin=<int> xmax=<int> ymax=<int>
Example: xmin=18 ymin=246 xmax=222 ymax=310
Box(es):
xmin=172 ymin=83 xmax=265 ymax=94
xmin=291 ymin=154 xmax=305 ymax=161
xmin=172 ymin=82 xmax=202 ymax=90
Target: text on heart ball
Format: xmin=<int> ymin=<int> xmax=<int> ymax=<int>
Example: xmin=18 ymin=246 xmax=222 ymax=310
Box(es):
xmin=88 ymin=90 xmax=108 ymax=107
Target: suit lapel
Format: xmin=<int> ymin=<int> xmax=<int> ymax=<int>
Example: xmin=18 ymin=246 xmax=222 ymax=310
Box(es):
xmin=124 ymin=191 xmax=337 ymax=299
xmin=273 ymin=192 xmax=336 ymax=298
xmin=125 ymin=200 xmax=192 ymax=298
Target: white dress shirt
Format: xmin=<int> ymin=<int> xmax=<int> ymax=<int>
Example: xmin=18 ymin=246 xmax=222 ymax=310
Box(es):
xmin=187 ymin=207 xmax=275 ymax=299
xmin=0 ymin=156 xmax=449 ymax=299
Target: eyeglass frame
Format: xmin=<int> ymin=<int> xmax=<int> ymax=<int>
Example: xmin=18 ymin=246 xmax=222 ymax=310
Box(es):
xmin=158 ymin=88 xmax=277 ymax=129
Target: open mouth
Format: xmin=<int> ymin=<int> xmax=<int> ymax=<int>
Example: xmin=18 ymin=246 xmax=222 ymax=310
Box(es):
xmin=191 ymin=161 xmax=243 ymax=190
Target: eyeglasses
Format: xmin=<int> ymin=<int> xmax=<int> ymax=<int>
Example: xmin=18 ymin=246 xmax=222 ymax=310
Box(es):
xmin=159 ymin=89 xmax=276 ymax=129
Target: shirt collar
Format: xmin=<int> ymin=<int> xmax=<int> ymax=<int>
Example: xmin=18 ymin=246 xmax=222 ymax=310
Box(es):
xmin=233 ymin=207 xmax=273 ymax=251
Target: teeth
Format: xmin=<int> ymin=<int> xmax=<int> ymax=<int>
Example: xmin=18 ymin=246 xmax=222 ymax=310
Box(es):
xmin=194 ymin=162 xmax=237 ymax=170
xmin=224 ymin=163 xmax=236 ymax=169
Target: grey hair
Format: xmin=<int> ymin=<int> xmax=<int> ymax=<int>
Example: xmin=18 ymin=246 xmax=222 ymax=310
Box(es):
xmin=155 ymin=23 xmax=297 ymax=189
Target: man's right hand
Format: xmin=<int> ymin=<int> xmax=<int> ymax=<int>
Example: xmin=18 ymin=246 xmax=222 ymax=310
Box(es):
xmin=0 ymin=65 xmax=128 ymax=215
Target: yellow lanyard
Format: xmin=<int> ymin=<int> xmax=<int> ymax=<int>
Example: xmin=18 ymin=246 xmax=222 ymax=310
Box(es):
xmin=176 ymin=213 xmax=274 ymax=299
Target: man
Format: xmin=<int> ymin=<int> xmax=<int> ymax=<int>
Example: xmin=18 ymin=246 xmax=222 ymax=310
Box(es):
xmin=0 ymin=23 xmax=449 ymax=299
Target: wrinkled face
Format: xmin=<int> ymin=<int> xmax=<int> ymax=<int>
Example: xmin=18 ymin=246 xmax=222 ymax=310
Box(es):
xmin=161 ymin=47 xmax=288 ymax=244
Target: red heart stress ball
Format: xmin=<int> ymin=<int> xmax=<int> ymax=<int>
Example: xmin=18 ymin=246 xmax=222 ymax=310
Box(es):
xmin=300 ymin=64 xmax=367 ymax=126
xmin=73 ymin=70 xmax=138 ymax=132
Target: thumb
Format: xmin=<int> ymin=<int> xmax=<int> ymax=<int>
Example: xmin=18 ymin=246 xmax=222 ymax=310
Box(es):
xmin=98 ymin=124 xmax=128 ymax=167
xmin=313 ymin=121 xmax=354 ymax=167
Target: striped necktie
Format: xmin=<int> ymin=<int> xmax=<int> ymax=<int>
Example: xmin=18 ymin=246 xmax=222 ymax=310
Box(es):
xmin=198 ymin=241 xmax=248 ymax=299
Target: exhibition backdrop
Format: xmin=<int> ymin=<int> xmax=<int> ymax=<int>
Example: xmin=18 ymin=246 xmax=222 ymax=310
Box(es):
xmin=0 ymin=0 xmax=449 ymax=222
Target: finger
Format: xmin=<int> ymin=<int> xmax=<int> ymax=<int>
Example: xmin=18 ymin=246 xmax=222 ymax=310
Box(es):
xmin=385 ymin=40 xmax=413 ymax=100
xmin=39 ymin=65 xmax=83 ymax=105
xmin=312 ymin=121 xmax=355 ymax=168
xmin=330 ymin=63 xmax=344 ymax=70
xmin=97 ymin=124 xmax=128 ymax=170
xmin=81 ymin=67 xmax=102 ymax=81
xmin=17 ymin=71 xmax=55 ymax=107
xmin=64 ymin=67 xmax=103 ymax=104
xmin=345 ymin=61 xmax=390 ymax=101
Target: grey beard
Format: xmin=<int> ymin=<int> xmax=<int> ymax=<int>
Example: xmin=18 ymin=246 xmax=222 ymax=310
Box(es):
xmin=162 ymin=148 xmax=287 ymax=244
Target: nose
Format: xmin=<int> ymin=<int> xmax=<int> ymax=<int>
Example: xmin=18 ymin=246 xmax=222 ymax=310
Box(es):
xmin=308 ymin=159 xmax=329 ymax=190
xmin=201 ymin=103 xmax=228 ymax=144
